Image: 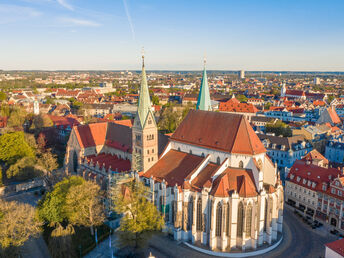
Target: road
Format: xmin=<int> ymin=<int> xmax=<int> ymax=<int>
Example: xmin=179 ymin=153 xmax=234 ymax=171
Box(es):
xmin=82 ymin=207 xmax=340 ymax=258
xmin=3 ymin=190 xmax=51 ymax=258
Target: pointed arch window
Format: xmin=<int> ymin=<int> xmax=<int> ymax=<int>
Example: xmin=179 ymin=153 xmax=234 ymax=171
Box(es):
xmin=201 ymin=153 xmax=205 ymax=158
xmin=188 ymin=197 xmax=194 ymax=231
xmin=226 ymin=203 xmax=230 ymax=236
xmin=264 ymin=198 xmax=268 ymax=232
xmin=237 ymin=202 xmax=244 ymax=237
xmin=215 ymin=202 xmax=222 ymax=236
xmin=239 ymin=160 xmax=244 ymax=168
xmin=245 ymin=205 xmax=252 ymax=236
xmin=217 ymin=157 xmax=221 ymax=165
xmin=196 ymin=199 xmax=202 ymax=231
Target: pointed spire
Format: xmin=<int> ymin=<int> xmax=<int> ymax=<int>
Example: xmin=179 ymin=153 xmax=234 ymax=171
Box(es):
xmin=137 ymin=48 xmax=153 ymax=127
xmin=196 ymin=57 xmax=212 ymax=111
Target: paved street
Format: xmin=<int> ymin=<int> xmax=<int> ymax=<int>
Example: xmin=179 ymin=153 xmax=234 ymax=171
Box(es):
xmin=87 ymin=208 xmax=339 ymax=258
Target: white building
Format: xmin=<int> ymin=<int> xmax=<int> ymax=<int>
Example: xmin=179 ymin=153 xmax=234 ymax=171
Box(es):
xmin=141 ymin=110 xmax=284 ymax=252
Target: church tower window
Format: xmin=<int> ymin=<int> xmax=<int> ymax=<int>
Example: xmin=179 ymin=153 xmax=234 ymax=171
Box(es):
xmin=217 ymin=157 xmax=221 ymax=165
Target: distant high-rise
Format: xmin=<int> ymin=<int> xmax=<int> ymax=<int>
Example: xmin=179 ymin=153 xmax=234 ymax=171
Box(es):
xmin=314 ymin=77 xmax=321 ymax=85
xmin=239 ymin=70 xmax=245 ymax=79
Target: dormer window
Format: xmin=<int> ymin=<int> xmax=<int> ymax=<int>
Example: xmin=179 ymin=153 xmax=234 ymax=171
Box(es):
xmin=322 ymin=184 xmax=327 ymax=191
xmin=303 ymin=179 xmax=306 ymax=184
xmin=297 ymin=176 xmax=301 ymax=182
xmin=336 ymin=181 xmax=340 ymax=186
xmin=290 ymin=174 xmax=295 ymax=179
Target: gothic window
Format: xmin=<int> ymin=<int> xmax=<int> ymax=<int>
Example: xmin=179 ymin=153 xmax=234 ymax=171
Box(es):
xmin=239 ymin=160 xmax=244 ymax=168
xmin=264 ymin=198 xmax=268 ymax=232
xmin=159 ymin=195 xmax=164 ymax=212
xmin=148 ymin=118 xmax=152 ymax=124
xmin=245 ymin=205 xmax=252 ymax=236
xmin=73 ymin=151 xmax=78 ymax=173
xmin=152 ymin=134 xmax=154 ymax=140
xmin=188 ymin=197 xmax=194 ymax=231
xmin=217 ymin=157 xmax=221 ymax=165
xmin=189 ymin=149 xmax=192 ymax=154
xmin=178 ymin=147 xmax=181 ymax=151
xmin=201 ymin=153 xmax=205 ymax=158
xmin=237 ymin=202 xmax=244 ymax=237
xmin=196 ymin=199 xmax=202 ymax=231
xmin=152 ymin=148 xmax=154 ymax=153
xmin=226 ymin=203 xmax=230 ymax=236
xmin=215 ymin=202 xmax=222 ymax=237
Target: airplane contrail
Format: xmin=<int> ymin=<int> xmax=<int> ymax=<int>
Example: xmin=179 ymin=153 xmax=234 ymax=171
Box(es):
xmin=122 ymin=0 xmax=135 ymax=40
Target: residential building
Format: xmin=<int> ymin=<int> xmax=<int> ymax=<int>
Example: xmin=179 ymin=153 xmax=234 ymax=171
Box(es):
xmin=219 ymin=96 xmax=258 ymax=121
xmin=325 ymin=238 xmax=344 ymax=258
xmin=325 ymin=136 xmax=344 ymax=164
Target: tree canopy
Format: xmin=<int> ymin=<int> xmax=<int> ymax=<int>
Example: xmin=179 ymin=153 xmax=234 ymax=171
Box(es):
xmin=112 ymin=180 xmax=164 ymax=250
xmin=38 ymin=176 xmax=85 ymax=224
xmin=266 ymin=119 xmax=292 ymax=137
xmin=0 ymin=200 xmax=42 ymax=254
xmin=0 ymin=131 xmax=35 ymax=165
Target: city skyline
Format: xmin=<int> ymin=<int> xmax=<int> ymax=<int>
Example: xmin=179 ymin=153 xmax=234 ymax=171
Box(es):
xmin=1 ymin=0 xmax=344 ymax=71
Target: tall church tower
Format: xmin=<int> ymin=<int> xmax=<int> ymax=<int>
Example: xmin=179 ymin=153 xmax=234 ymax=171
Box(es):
xmin=132 ymin=52 xmax=158 ymax=172
xmin=196 ymin=58 xmax=212 ymax=111
xmin=281 ymin=82 xmax=286 ymax=97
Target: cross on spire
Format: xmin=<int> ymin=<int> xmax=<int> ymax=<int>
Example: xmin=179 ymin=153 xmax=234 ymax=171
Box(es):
xmin=141 ymin=47 xmax=145 ymax=67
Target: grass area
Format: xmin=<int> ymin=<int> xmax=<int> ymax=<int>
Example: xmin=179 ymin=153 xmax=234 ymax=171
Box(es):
xmin=42 ymin=223 xmax=111 ymax=257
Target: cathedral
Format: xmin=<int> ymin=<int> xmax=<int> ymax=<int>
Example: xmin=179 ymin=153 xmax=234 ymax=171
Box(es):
xmin=65 ymin=55 xmax=284 ymax=252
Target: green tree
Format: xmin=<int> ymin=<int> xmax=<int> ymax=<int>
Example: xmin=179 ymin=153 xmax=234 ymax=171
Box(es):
xmin=38 ymin=176 xmax=85 ymax=224
xmin=151 ymin=95 xmax=160 ymax=105
xmin=236 ymin=94 xmax=248 ymax=103
xmin=6 ymin=157 xmax=43 ymax=180
xmin=327 ymin=95 xmax=335 ymax=104
xmin=31 ymin=114 xmax=53 ymax=130
xmin=65 ymin=180 xmax=105 ymax=235
xmin=112 ymin=180 xmax=164 ymax=252
xmin=0 ymin=92 xmax=7 ymax=102
xmin=266 ymin=119 xmax=292 ymax=137
xmin=6 ymin=107 xmax=28 ymax=129
xmin=0 ymin=200 xmax=42 ymax=257
xmin=0 ymin=131 xmax=35 ymax=165
xmin=0 ymin=167 xmax=3 ymax=187
xmin=36 ymin=150 xmax=59 ymax=172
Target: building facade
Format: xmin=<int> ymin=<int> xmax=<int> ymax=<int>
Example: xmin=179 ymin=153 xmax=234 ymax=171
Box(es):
xmin=141 ymin=110 xmax=284 ymax=252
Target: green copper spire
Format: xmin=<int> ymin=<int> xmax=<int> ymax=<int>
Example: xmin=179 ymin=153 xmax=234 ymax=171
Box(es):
xmin=137 ymin=51 xmax=153 ymax=127
xmin=196 ymin=58 xmax=212 ymax=111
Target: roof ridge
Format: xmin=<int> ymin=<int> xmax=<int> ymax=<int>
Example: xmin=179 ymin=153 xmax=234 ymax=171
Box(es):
xmin=243 ymin=117 xmax=254 ymax=154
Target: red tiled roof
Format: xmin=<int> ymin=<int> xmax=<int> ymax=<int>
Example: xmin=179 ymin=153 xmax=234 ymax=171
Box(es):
xmin=113 ymin=119 xmax=133 ymax=128
xmin=302 ymin=149 xmax=328 ymax=166
xmin=210 ymin=168 xmax=257 ymax=197
xmin=171 ymin=110 xmax=266 ymax=155
xmin=142 ymin=149 xmax=204 ymax=186
xmin=327 ymin=107 xmax=341 ymax=124
xmin=286 ymin=90 xmax=305 ymax=96
xmin=287 ymin=160 xmax=341 ymax=192
xmin=74 ymin=122 xmax=108 ymax=148
xmin=325 ymin=238 xmax=344 ymax=256
xmin=219 ymin=98 xmax=258 ymax=113
xmin=48 ymin=115 xmax=80 ymax=128
xmin=85 ymin=153 xmax=131 ymax=172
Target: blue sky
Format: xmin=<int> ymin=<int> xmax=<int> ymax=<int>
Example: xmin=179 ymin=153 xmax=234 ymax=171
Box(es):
xmin=1 ymin=0 xmax=344 ymax=71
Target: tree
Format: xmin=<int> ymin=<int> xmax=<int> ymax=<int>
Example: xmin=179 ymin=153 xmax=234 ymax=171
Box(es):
xmin=0 ymin=200 xmax=42 ymax=256
xmin=31 ymin=114 xmax=53 ymax=130
xmin=6 ymin=108 xmax=27 ymax=129
xmin=236 ymin=94 xmax=248 ymax=103
xmin=0 ymin=131 xmax=35 ymax=165
xmin=112 ymin=180 xmax=164 ymax=252
xmin=36 ymin=150 xmax=59 ymax=172
xmin=327 ymin=95 xmax=335 ymax=104
xmin=266 ymin=119 xmax=292 ymax=137
xmin=48 ymin=222 xmax=76 ymax=258
xmin=38 ymin=176 xmax=85 ymax=224
xmin=151 ymin=95 xmax=160 ymax=105
xmin=65 ymin=180 xmax=106 ymax=235
xmin=6 ymin=157 xmax=43 ymax=180
xmin=0 ymin=92 xmax=7 ymax=102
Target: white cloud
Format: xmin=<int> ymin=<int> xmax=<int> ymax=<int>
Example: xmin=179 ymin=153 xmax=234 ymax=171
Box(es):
xmin=57 ymin=0 xmax=74 ymax=11
xmin=0 ymin=4 xmax=41 ymax=24
xmin=58 ymin=17 xmax=101 ymax=27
